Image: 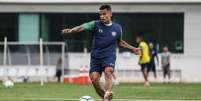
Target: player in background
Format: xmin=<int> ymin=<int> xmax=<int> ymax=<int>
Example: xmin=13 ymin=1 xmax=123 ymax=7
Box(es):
xmin=62 ymin=5 xmax=139 ymax=101
xmin=149 ymin=43 xmax=159 ymax=79
xmin=55 ymin=57 xmax=62 ymax=83
xmin=161 ymin=46 xmax=171 ymax=83
xmin=136 ymin=35 xmax=151 ymax=86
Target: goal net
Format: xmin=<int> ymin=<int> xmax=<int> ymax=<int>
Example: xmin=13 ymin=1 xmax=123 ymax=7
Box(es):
xmin=0 ymin=37 xmax=67 ymax=85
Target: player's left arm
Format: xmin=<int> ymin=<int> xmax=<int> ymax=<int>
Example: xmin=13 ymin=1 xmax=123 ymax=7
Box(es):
xmin=155 ymin=51 xmax=159 ymax=66
xmin=118 ymin=40 xmax=139 ymax=51
xmin=168 ymin=53 xmax=171 ymax=65
xmin=117 ymin=26 xmax=140 ymax=54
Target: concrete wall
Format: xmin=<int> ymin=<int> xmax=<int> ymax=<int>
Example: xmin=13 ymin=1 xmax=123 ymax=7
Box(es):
xmin=68 ymin=53 xmax=201 ymax=83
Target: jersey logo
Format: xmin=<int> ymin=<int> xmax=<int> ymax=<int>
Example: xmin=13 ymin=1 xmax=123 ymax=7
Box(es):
xmin=109 ymin=63 xmax=115 ymax=66
xmin=112 ymin=31 xmax=116 ymax=37
xmin=98 ymin=29 xmax=103 ymax=33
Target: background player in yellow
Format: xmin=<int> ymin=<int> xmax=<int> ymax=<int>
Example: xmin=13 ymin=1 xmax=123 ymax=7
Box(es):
xmin=136 ymin=35 xmax=151 ymax=86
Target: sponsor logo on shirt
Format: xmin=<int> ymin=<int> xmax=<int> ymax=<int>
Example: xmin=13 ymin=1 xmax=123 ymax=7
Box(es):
xmin=112 ymin=31 xmax=116 ymax=37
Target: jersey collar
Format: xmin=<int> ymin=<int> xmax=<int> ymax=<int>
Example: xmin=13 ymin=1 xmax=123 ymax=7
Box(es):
xmin=104 ymin=22 xmax=112 ymax=26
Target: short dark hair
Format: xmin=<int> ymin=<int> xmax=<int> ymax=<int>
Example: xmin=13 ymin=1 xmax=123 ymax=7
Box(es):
xmin=99 ymin=5 xmax=112 ymax=11
xmin=136 ymin=34 xmax=144 ymax=40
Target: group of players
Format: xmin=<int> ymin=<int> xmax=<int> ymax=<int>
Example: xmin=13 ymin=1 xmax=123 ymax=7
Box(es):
xmin=62 ymin=4 xmax=171 ymax=101
xmin=135 ymin=35 xmax=171 ymax=87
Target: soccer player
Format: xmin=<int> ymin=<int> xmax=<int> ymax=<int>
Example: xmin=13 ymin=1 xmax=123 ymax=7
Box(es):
xmin=149 ymin=43 xmax=159 ymax=79
xmin=161 ymin=46 xmax=171 ymax=83
xmin=62 ymin=5 xmax=139 ymax=101
xmin=136 ymin=35 xmax=151 ymax=86
xmin=56 ymin=57 xmax=62 ymax=83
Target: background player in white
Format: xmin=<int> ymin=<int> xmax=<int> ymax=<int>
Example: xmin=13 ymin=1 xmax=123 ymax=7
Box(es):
xmin=161 ymin=46 xmax=171 ymax=83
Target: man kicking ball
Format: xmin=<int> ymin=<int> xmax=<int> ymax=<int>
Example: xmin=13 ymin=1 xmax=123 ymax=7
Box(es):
xmin=62 ymin=5 xmax=139 ymax=101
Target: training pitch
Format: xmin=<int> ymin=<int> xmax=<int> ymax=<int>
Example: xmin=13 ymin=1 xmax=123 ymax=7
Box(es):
xmin=0 ymin=83 xmax=200 ymax=101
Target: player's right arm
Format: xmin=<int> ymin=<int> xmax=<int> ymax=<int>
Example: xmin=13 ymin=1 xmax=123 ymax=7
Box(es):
xmin=155 ymin=51 xmax=159 ymax=66
xmin=62 ymin=21 xmax=95 ymax=34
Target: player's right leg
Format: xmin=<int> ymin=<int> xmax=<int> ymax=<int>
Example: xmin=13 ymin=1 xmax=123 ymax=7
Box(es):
xmin=89 ymin=58 xmax=105 ymax=99
xmin=141 ymin=64 xmax=149 ymax=86
xmin=153 ymin=66 xmax=157 ymax=79
xmin=162 ymin=66 xmax=168 ymax=83
xmin=166 ymin=64 xmax=171 ymax=81
xmin=89 ymin=72 xmax=105 ymax=98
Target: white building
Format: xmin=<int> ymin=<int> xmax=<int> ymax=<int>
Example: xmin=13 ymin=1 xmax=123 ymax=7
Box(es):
xmin=0 ymin=0 xmax=201 ymax=82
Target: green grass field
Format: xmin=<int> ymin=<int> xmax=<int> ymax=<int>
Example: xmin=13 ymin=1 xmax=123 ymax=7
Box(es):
xmin=0 ymin=83 xmax=201 ymax=101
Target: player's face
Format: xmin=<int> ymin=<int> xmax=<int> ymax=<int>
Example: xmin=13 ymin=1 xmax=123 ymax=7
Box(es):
xmin=149 ymin=43 xmax=153 ymax=49
xmin=163 ymin=47 xmax=168 ymax=52
xmin=136 ymin=37 xmax=141 ymax=44
xmin=99 ymin=9 xmax=112 ymax=24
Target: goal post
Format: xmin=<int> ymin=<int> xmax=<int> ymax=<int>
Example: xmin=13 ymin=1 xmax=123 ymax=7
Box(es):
xmin=0 ymin=37 xmax=67 ymax=85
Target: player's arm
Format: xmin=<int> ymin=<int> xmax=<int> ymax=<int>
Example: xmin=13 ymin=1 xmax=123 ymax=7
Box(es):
xmin=62 ymin=21 xmax=95 ymax=34
xmin=139 ymin=47 xmax=143 ymax=61
xmin=117 ymin=26 xmax=140 ymax=55
xmin=168 ymin=53 xmax=171 ymax=65
xmin=118 ymin=40 xmax=141 ymax=55
xmin=119 ymin=40 xmax=137 ymax=50
xmin=155 ymin=52 xmax=159 ymax=66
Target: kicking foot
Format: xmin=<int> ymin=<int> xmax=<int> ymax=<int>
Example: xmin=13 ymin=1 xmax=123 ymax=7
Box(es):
xmin=144 ymin=81 xmax=150 ymax=87
xmin=103 ymin=91 xmax=113 ymax=101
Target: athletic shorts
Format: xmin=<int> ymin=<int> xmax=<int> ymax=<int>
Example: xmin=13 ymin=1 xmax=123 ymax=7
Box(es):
xmin=162 ymin=64 xmax=170 ymax=73
xmin=148 ymin=62 xmax=156 ymax=72
xmin=140 ymin=63 xmax=149 ymax=72
xmin=89 ymin=56 xmax=116 ymax=75
xmin=56 ymin=69 xmax=62 ymax=77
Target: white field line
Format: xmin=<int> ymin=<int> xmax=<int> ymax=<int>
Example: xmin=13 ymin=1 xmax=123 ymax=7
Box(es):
xmin=0 ymin=97 xmax=199 ymax=101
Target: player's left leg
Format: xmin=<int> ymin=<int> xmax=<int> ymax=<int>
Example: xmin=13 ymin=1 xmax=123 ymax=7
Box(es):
xmin=167 ymin=64 xmax=171 ymax=81
xmin=102 ymin=56 xmax=116 ymax=101
xmin=153 ymin=66 xmax=157 ymax=79
xmin=104 ymin=67 xmax=113 ymax=91
xmin=104 ymin=67 xmax=114 ymax=100
xmin=90 ymin=58 xmax=106 ymax=99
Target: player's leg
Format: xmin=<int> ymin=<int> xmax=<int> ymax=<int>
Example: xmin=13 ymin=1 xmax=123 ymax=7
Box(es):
xmin=104 ymin=67 xmax=114 ymax=100
xmin=90 ymin=58 xmax=105 ymax=99
xmin=153 ymin=66 xmax=157 ymax=79
xmin=104 ymin=67 xmax=113 ymax=91
xmin=162 ymin=66 xmax=166 ymax=79
xmin=102 ymin=57 xmax=116 ymax=101
xmin=163 ymin=65 xmax=170 ymax=83
xmin=89 ymin=72 xmax=105 ymax=98
xmin=167 ymin=64 xmax=171 ymax=80
xmin=141 ymin=64 xmax=149 ymax=86
xmin=55 ymin=70 xmax=61 ymax=83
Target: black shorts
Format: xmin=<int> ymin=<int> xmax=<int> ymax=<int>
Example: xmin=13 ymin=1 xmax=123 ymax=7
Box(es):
xmin=162 ymin=64 xmax=170 ymax=73
xmin=56 ymin=70 xmax=62 ymax=77
xmin=140 ymin=63 xmax=149 ymax=71
xmin=90 ymin=56 xmax=116 ymax=75
xmin=148 ymin=62 xmax=156 ymax=72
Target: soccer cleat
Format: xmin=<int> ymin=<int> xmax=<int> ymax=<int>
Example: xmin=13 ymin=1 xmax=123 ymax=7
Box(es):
xmin=103 ymin=91 xmax=113 ymax=101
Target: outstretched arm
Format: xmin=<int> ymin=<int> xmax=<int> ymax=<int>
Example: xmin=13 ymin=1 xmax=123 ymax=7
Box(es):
xmin=62 ymin=25 xmax=85 ymax=34
xmin=62 ymin=21 xmax=95 ymax=34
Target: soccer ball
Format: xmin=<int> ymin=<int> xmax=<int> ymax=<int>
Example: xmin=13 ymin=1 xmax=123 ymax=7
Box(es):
xmin=79 ymin=96 xmax=94 ymax=101
xmin=3 ymin=80 xmax=14 ymax=88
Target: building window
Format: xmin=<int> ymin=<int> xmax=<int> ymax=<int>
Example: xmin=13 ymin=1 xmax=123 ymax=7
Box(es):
xmin=41 ymin=13 xmax=184 ymax=53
